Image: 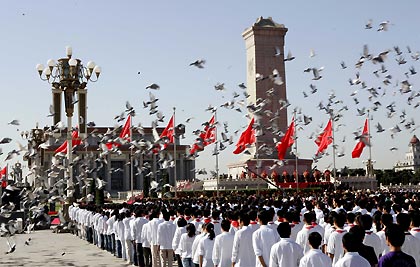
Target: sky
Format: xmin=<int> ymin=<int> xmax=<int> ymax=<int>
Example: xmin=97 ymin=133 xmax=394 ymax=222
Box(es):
xmin=1 ymin=0 xmax=420 ymax=177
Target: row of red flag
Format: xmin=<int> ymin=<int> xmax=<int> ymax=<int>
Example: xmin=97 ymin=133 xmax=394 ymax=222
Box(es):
xmin=0 ymin=165 xmax=7 ymax=188
xmin=53 ymin=115 xmax=369 ymax=159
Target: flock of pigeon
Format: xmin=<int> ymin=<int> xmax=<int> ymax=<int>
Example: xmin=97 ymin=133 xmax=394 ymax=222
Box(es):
xmin=0 ymin=19 xmax=419 ymax=252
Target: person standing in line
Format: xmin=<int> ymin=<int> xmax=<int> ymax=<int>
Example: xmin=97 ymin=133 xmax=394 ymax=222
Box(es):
xmin=269 ymin=222 xmax=303 ymax=267
xmin=179 ymin=223 xmax=197 ymax=267
xmin=158 ymin=211 xmax=177 ymax=267
xmin=212 ymin=220 xmax=234 ymax=267
xmin=192 ymin=223 xmax=208 ymax=267
xmin=348 ymin=225 xmax=378 ymax=267
xmin=149 ymin=210 xmax=163 ymax=267
xmin=114 ymin=213 xmax=126 ymax=260
xmin=299 ymin=232 xmax=332 ymax=267
xmin=123 ymin=210 xmax=135 ymax=265
xmin=326 ymin=213 xmax=347 ymax=266
xmin=358 ymin=214 xmax=382 ymax=259
xmin=141 ymin=212 xmax=153 ymax=267
xmin=231 ymin=213 xmax=256 ymax=267
xmin=252 ymin=210 xmax=280 ymax=267
xmin=132 ymin=208 xmax=148 ymax=267
xmin=378 ymin=224 xmax=416 ymax=267
xmin=334 ymin=232 xmax=370 ymax=267
xmin=396 ymin=212 xmax=420 ymax=266
xmin=198 ymin=223 xmax=215 ymax=267
xmin=173 ymin=217 xmax=187 ymax=267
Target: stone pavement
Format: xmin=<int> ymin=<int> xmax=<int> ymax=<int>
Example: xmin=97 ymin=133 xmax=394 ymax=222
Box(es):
xmin=0 ymin=230 xmax=130 ymax=267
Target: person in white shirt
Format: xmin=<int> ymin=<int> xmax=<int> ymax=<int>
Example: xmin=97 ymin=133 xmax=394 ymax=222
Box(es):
xmin=158 ymin=211 xmax=177 ymax=267
xmin=198 ymin=223 xmax=215 ymax=267
xmin=269 ymin=222 xmax=303 ymax=267
xmin=212 ymin=220 xmax=234 ymax=267
xmin=410 ymin=211 xmax=420 ymax=240
xmin=141 ymin=214 xmax=153 ymax=267
xmin=327 ymin=213 xmax=347 ymax=266
xmin=179 ymin=223 xmax=197 ymax=267
xmin=253 ymin=210 xmax=280 ymax=267
xmin=173 ymin=217 xmax=187 ymax=267
xmin=376 ymin=213 xmax=393 ymax=257
xmin=296 ymin=212 xmax=324 ymax=253
xmin=149 ymin=210 xmax=163 ymax=267
xmin=397 ymin=212 xmax=420 ymax=266
xmin=358 ymin=214 xmax=382 ymax=259
xmin=299 ymin=232 xmax=332 ymax=267
xmin=211 ymin=211 xmax=222 ymax=236
xmin=231 ymin=213 xmax=256 ymax=267
xmin=114 ymin=213 xmax=126 ymax=260
xmin=132 ymin=208 xmax=148 ymax=267
xmin=334 ymin=232 xmax=370 ymax=267
xmin=123 ymin=210 xmax=135 ymax=265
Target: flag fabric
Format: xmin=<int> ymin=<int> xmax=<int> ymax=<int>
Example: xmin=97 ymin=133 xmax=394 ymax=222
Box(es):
xmin=160 ymin=115 xmax=175 ymax=149
xmin=315 ymin=119 xmax=333 ymax=155
xmin=276 ymin=117 xmax=295 ymax=160
xmin=120 ymin=114 xmax=131 ymax=141
xmin=55 ymin=130 xmax=82 ymax=154
xmin=352 ymin=119 xmax=369 ymax=158
xmin=202 ymin=115 xmax=216 ymax=146
xmin=233 ymin=117 xmax=256 ymax=154
xmin=0 ymin=165 xmax=7 ymax=188
xmin=189 ymin=115 xmax=216 ymax=155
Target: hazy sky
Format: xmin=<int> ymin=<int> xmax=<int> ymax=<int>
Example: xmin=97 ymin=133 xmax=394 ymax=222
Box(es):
xmin=1 ymin=1 xmax=420 ymax=176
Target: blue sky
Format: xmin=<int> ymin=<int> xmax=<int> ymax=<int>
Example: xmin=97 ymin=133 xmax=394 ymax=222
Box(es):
xmin=1 ymin=1 xmax=420 ymax=176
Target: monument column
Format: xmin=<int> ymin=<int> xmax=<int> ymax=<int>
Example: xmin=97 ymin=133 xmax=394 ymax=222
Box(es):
xmin=242 ymin=17 xmax=288 ymax=159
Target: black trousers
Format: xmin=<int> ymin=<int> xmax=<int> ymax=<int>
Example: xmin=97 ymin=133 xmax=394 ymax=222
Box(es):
xmin=135 ymin=243 xmax=145 ymax=267
xmin=143 ymin=247 xmax=152 ymax=267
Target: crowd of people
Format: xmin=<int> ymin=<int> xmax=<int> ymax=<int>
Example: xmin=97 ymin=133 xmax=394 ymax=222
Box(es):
xmin=67 ymin=189 xmax=420 ymax=267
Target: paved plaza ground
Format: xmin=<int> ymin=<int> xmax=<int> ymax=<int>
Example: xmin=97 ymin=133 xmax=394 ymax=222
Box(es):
xmin=0 ymin=230 xmax=130 ymax=267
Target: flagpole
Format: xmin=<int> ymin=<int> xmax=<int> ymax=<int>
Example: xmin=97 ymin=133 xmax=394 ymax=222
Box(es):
xmin=130 ymin=115 xmax=134 ymax=200
xmin=215 ymin=109 xmax=219 ymax=197
xmin=294 ymin=111 xmax=299 ymax=194
xmin=173 ymin=107 xmax=177 ymax=198
xmin=256 ymin=123 xmax=260 ymax=197
xmin=330 ymin=109 xmax=337 ymax=188
xmin=367 ymin=109 xmax=372 ymax=178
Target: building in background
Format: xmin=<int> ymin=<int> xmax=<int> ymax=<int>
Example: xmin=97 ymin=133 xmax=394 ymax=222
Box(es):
xmin=395 ymin=135 xmax=420 ymax=172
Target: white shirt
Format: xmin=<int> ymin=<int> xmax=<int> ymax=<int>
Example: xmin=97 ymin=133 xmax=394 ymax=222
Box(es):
xmin=179 ymin=233 xmax=196 ymax=258
xmin=123 ymin=217 xmax=133 ymax=240
xmin=333 ymin=252 xmax=370 ymax=267
xmin=232 ymin=226 xmax=256 ymax=267
xmin=376 ymin=229 xmax=388 ymax=256
xmin=212 ymin=220 xmax=222 ymax=236
xmin=299 ymin=249 xmax=332 ymax=267
xmin=172 ymin=226 xmax=186 ymax=254
xmin=296 ymin=225 xmax=324 ymax=253
xmin=141 ymin=222 xmax=151 ymax=248
xmin=192 ymin=233 xmax=207 ymax=264
xmin=269 ymin=238 xmax=303 ymax=267
xmin=252 ymin=225 xmax=280 ymax=267
xmin=149 ymin=218 xmax=163 ymax=245
xmin=326 ymin=229 xmax=347 ymax=266
xmin=411 ymin=227 xmax=420 ymax=239
xmin=198 ymin=237 xmax=215 ymax=267
xmin=131 ymin=216 xmax=148 ymax=243
xmin=402 ymin=232 xmax=420 ymax=267
xmin=363 ymin=231 xmax=382 ymax=258
xmin=157 ymin=220 xmax=176 ymax=249
xmin=212 ymin=232 xmax=234 ymax=267
xmin=115 ymin=220 xmax=125 ymax=241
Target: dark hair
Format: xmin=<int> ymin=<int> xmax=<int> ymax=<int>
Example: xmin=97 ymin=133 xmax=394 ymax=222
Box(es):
xmin=239 ymin=213 xmax=250 ymax=226
xmin=206 ymin=223 xmax=215 ymax=240
xmin=396 ymin=213 xmax=410 ymax=231
xmin=221 ymin=219 xmax=230 ymax=232
xmin=381 ymin=213 xmax=393 ymax=227
xmin=333 ymin=213 xmax=346 ymax=228
xmin=385 ymin=224 xmax=405 ymax=247
xmin=186 ymin=223 xmax=196 ymax=238
xmin=411 ymin=211 xmax=420 ymax=228
xmin=303 ymin=212 xmax=316 ymax=224
xmin=308 ymin=232 xmax=322 ymax=249
xmin=177 ymin=217 xmax=187 ymax=227
xmin=346 ymin=212 xmax=356 ymax=223
xmin=342 ymin=232 xmax=359 ymax=252
xmin=348 ymin=225 xmax=364 ymax=243
xmin=373 ymin=211 xmax=383 ymax=232
xmin=277 ymin=222 xmax=291 ymax=238
xmin=358 ymin=214 xmax=373 ymax=231
xmin=258 ymin=210 xmax=270 ymax=225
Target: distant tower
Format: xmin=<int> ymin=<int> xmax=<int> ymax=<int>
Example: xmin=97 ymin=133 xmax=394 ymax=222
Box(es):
xmin=242 ymin=17 xmax=288 ymax=159
xmin=395 ymin=135 xmax=420 ymax=171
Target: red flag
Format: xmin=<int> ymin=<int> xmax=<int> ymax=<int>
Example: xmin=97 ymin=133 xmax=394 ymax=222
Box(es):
xmin=0 ymin=166 xmax=7 ymax=188
xmin=55 ymin=130 xmax=81 ymax=154
xmin=352 ymin=119 xmax=369 ymax=158
xmin=315 ymin=119 xmax=333 ymax=155
xmin=202 ymin=115 xmax=216 ymax=146
xmin=119 ymin=114 xmax=132 ymax=141
xmin=160 ymin=115 xmax=174 ymax=149
xmin=276 ymin=118 xmax=295 ymax=160
xmin=233 ymin=118 xmax=256 ymax=154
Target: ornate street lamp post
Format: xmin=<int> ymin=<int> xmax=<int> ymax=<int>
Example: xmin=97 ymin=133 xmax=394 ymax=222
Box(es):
xmin=36 ymin=46 xmax=101 ymax=205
